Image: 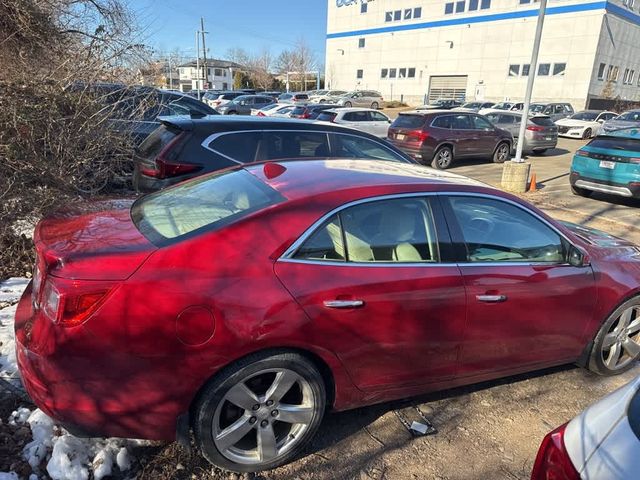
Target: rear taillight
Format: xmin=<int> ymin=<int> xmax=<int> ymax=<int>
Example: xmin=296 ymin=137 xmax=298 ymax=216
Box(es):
xmin=212 ymin=100 xmax=221 ymax=106
xmin=630 ymin=158 xmax=640 ymax=164
xmin=407 ymin=129 xmax=429 ymax=142
xmin=527 ymin=125 xmax=545 ymax=132
xmin=576 ymin=149 xmax=589 ymax=157
xmin=302 ymin=111 xmax=311 ymax=119
xmin=531 ymin=424 xmax=580 ymax=480
xmin=140 ymin=132 xmax=201 ymax=179
xmin=257 ymin=111 xmax=266 ymax=117
xmin=41 ymin=279 xmax=115 ymax=328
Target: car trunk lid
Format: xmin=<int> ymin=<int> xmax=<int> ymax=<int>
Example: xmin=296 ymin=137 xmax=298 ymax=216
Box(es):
xmin=388 ymin=114 xmax=428 ymax=143
xmin=34 ymin=199 xmax=157 ymax=281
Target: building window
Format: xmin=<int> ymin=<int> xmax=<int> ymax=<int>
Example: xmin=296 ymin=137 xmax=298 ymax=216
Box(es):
xmin=552 ymin=63 xmax=566 ymax=76
xmin=381 ymin=68 xmax=388 ymax=78
xmin=456 ymin=1 xmax=465 ymax=12
xmin=597 ymin=63 xmax=606 ymax=80
xmin=404 ymin=8 xmax=412 ymax=19
xmin=394 ymin=10 xmax=401 ymax=20
xmin=538 ymin=63 xmax=551 ymax=76
xmin=414 ymin=7 xmax=422 ymax=17
xmin=399 ymin=68 xmax=407 ymax=78
xmin=358 ymin=38 xmax=365 ymax=48
xmin=389 ymin=68 xmax=397 ymax=78
xmin=629 ymin=70 xmax=636 ymax=85
xmin=361 ymin=2 xmax=367 ymax=13
xmin=356 ymin=69 xmax=363 ymax=79
xmin=481 ymin=0 xmax=491 ymax=9
xmin=623 ymin=68 xmax=632 ymax=84
xmin=522 ymin=64 xmax=530 ymax=76
xmin=508 ymin=64 xmax=520 ymax=76
xmin=469 ymin=0 xmax=479 ymax=10
xmin=385 ymin=11 xmax=393 ymax=21
xmin=445 ymin=2 xmax=454 ymax=13
xmin=408 ymin=68 xmax=416 ymax=78
xmin=608 ymin=65 xmax=619 ymax=81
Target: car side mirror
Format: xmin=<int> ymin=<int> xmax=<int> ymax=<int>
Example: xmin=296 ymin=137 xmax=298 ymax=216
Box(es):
xmin=388 ymin=119 xmax=392 ymax=123
xmin=568 ymin=245 xmax=590 ymax=267
xmin=597 ymin=119 xmax=605 ymax=124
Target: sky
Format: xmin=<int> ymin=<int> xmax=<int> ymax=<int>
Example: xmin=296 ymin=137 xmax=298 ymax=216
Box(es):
xmin=129 ymin=0 xmax=328 ymax=64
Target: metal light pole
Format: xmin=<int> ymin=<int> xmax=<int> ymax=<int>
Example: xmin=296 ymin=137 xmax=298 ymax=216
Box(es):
xmin=195 ymin=31 xmax=201 ymax=100
xmin=513 ymin=0 xmax=547 ymax=163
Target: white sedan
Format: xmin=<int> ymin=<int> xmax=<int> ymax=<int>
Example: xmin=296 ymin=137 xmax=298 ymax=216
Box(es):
xmin=555 ymin=110 xmax=618 ymax=139
xmin=251 ymin=103 xmax=296 ymax=117
xmin=315 ymin=107 xmax=392 ymax=138
xmin=532 ymin=374 xmax=640 ymax=479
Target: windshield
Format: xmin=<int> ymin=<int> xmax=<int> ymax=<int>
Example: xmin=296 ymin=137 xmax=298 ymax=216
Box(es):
xmin=570 ymin=111 xmax=598 ymax=121
xmin=617 ymin=111 xmax=640 ymax=121
xmin=132 ymin=169 xmax=284 ymax=245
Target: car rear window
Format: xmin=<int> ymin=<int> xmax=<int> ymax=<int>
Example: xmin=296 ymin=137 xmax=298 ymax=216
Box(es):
xmin=137 ymin=125 xmax=180 ymax=159
xmin=392 ymin=114 xmax=426 ymax=129
xmin=317 ymin=112 xmax=337 ymax=122
xmin=530 ymin=116 xmax=554 ymax=126
xmin=291 ymin=106 xmax=306 ymax=115
xmin=587 ymin=137 xmax=640 ymax=152
xmin=295 ymin=94 xmax=309 ymax=100
xmin=131 ymin=169 xmax=284 ymax=245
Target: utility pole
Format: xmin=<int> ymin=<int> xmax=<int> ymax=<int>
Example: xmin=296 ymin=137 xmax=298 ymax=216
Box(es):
xmin=200 ymin=17 xmax=209 ymax=90
xmin=513 ymin=0 xmax=547 ymax=163
xmin=195 ymin=31 xmax=201 ymax=100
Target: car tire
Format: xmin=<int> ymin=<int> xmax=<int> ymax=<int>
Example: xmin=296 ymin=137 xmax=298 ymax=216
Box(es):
xmin=587 ymin=296 xmax=640 ymax=376
xmin=344 ymin=101 xmax=352 ymax=107
xmin=571 ymin=184 xmax=592 ymax=197
xmin=371 ymin=102 xmax=379 ymax=110
xmin=492 ymin=142 xmax=511 ymax=163
xmin=582 ymin=128 xmax=592 ymax=140
xmin=531 ymin=149 xmax=547 ymax=156
xmin=432 ymin=146 xmax=454 ymax=169
xmin=193 ymin=351 xmax=326 ymax=473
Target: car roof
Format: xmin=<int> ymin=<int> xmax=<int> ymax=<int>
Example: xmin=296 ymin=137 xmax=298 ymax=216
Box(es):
xmin=329 ymin=107 xmax=379 ymax=112
xmin=403 ymin=109 xmax=462 ymax=115
xmin=603 ymin=127 xmax=640 ymax=139
xmin=245 ymin=159 xmax=490 ymax=202
xmin=156 ymin=115 xmax=395 ymax=137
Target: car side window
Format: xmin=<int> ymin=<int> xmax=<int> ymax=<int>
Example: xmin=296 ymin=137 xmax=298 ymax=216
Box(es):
xmin=447 ymin=196 xmax=565 ymax=263
xmin=543 ymin=106 xmax=553 ymax=115
xmin=208 ymin=132 xmax=262 ymax=163
xmin=432 ymin=116 xmax=453 ymax=129
xmin=498 ymin=114 xmax=515 ymax=124
xmin=472 ymin=115 xmax=494 ymax=130
xmin=371 ymin=111 xmax=389 ymax=122
xmin=343 ymin=111 xmax=369 ymax=122
xmin=452 ymin=115 xmax=473 ymax=129
xmin=293 ymin=198 xmax=439 ymax=263
xmin=330 ymin=134 xmax=406 ymax=162
xmin=260 ymin=131 xmax=330 ymax=159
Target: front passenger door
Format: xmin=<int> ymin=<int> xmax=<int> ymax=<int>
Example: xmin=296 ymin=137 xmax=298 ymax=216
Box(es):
xmin=441 ymin=195 xmax=597 ymax=377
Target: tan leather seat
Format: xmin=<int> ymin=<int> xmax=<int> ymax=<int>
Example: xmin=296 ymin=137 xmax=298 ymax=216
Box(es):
xmin=374 ymin=206 xmax=422 ymax=262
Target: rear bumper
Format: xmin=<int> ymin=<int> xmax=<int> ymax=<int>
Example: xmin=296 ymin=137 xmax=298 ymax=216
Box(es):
xmin=386 ymin=140 xmax=433 ymax=163
xmin=15 ymin=286 xmax=183 ymax=441
xmin=570 ymin=171 xmax=640 ymax=198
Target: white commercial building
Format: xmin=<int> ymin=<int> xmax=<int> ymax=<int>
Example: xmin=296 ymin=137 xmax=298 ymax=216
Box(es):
xmin=177 ymin=59 xmax=241 ymax=92
xmin=325 ymin=0 xmax=640 ymax=109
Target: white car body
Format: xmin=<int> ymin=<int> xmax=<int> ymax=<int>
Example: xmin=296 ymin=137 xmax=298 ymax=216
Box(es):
xmin=555 ymin=111 xmax=618 ymax=139
xmin=318 ymin=108 xmax=391 ymax=138
xmin=563 ymin=375 xmax=640 ymax=479
xmin=250 ymin=103 xmax=295 ymax=117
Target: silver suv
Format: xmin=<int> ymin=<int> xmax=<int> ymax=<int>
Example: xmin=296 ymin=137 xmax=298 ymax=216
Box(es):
xmin=335 ymin=90 xmax=384 ymax=109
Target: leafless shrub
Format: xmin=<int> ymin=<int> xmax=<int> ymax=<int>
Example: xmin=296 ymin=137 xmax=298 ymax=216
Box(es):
xmin=0 ymin=0 xmax=150 ymax=278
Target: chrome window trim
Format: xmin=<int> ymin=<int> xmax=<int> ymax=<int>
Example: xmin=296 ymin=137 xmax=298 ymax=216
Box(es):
xmin=201 ymin=129 xmax=405 ymax=164
xmin=279 ymin=190 xmax=577 ymax=267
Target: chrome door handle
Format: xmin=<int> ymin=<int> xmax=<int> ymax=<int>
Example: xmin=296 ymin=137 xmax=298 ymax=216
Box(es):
xmin=323 ymin=300 xmax=364 ymax=309
xmin=476 ymin=294 xmax=507 ymax=303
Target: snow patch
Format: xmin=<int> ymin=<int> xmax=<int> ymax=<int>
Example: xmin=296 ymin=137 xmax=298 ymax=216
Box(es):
xmin=0 ymin=277 xmax=30 ymax=383
xmin=8 ymin=407 xmax=31 ymax=426
xmin=0 ymin=472 xmax=19 ymax=480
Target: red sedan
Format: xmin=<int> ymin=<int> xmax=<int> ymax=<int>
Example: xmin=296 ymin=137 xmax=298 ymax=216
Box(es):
xmin=15 ymin=159 xmax=640 ymax=472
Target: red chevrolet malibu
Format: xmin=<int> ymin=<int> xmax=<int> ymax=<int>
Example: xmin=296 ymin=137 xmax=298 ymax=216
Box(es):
xmin=15 ymin=159 xmax=640 ymax=472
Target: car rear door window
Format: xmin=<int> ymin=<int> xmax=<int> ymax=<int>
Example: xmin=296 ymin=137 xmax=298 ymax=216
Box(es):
xmin=452 ymin=115 xmax=473 ymax=129
xmin=498 ymin=114 xmax=516 ymax=124
xmin=432 ymin=116 xmax=454 ymax=129
xmin=446 ymin=196 xmax=565 ymax=263
xmin=260 ymin=131 xmax=330 ymax=159
xmin=207 ymin=132 xmax=262 ymax=163
xmin=530 ymin=116 xmax=554 ymax=127
xmin=293 ymin=198 xmax=439 ymax=263
xmin=343 ymin=111 xmax=370 ymax=122
xmin=371 ymin=112 xmax=389 ymax=122
xmin=472 ymin=115 xmax=494 ymax=130
xmin=330 ymin=134 xmax=408 ymax=162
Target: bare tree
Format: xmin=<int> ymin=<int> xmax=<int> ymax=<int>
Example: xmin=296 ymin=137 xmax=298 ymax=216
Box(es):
xmin=248 ymin=49 xmax=274 ymax=90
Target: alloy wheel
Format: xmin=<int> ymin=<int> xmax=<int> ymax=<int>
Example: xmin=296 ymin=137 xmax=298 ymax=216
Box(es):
xmin=601 ymin=306 xmax=640 ymax=370
xmin=435 ymin=149 xmax=452 ymax=168
xmin=496 ymin=144 xmax=510 ymax=162
xmin=212 ymin=368 xmax=315 ymax=465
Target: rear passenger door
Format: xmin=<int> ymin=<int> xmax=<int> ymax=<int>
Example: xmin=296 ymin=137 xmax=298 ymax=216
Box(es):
xmin=471 ymin=115 xmax=500 ymax=156
xmin=275 ymin=195 xmax=466 ymax=390
xmin=370 ymin=111 xmax=391 ymax=138
xmin=340 ymin=111 xmax=372 ymax=133
xmin=451 ymin=114 xmax=476 ymax=157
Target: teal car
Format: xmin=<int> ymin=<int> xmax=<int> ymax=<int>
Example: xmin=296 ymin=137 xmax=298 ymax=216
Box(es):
xmin=569 ymin=128 xmax=640 ymax=198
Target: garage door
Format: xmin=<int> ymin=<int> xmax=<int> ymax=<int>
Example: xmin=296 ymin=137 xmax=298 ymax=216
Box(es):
xmin=428 ymin=76 xmax=468 ymax=103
